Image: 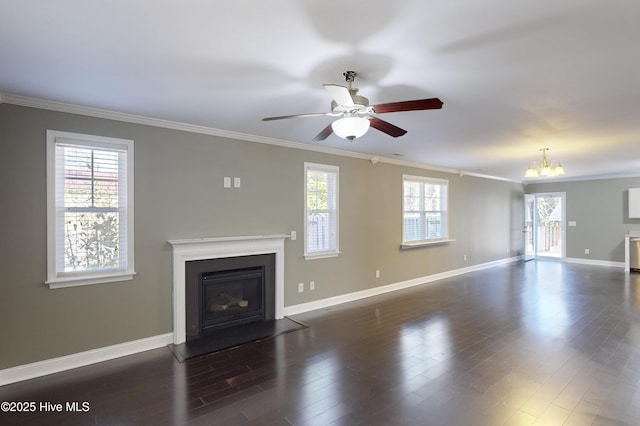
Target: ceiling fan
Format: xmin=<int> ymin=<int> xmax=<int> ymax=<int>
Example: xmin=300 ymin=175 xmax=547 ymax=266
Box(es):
xmin=262 ymin=71 xmax=443 ymax=141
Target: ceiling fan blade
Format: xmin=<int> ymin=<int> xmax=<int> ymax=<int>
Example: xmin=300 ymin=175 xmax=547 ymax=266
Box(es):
xmin=372 ymin=98 xmax=443 ymax=114
xmin=262 ymin=112 xmax=330 ymax=121
xmin=323 ymin=84 xmax=354 ymax=106
xmin=312 ymin=124 xmax=334 ymax=142
xmin=369 ymin=117 xmax=407 ymax=137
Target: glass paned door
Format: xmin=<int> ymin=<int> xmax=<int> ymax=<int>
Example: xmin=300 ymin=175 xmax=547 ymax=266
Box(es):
xmin=524 ymin=194 xmax=535 ymax=261
xmin=524 ymin=193 xmax=566 ymax=259
xmin=534 ymin=194 xmax=563 ymax=258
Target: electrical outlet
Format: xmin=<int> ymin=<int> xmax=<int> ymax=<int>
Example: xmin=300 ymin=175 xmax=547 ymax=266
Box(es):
xmin=223 ymin=177 xmax=231 ymax=188
xmin=585 ymin=248 xmax=590 ymax=254
xmin=298 ymin=282 xmax=304 ymax=293
xmin=290 ymin=231 xmax=296 ymax=241
xmin=463 ymin=254 xmax=467 ymax=261
xmin=310 ymin=281 xmax=315 ymax=290
xmin=233 ymin=177 xmax=241 ymax=188
xmin=375 ymin=269 xmax=380 ymax=278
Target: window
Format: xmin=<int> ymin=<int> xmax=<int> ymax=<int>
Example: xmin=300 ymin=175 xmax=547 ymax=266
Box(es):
xmin=46 ymin=130 xmax=135 ymax=288
xmin=402 ymin=175 xmax=449 ymax=246
xmin=304 ymin=163 xmax=339 ymax=259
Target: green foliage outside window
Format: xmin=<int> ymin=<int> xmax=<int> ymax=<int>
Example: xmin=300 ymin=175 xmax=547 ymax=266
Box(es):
xmin=63 ymin=147 xmax=121 ymax=271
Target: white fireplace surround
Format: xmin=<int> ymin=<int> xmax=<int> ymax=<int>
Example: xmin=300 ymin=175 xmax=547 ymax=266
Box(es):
xmin=169 ymin=234 xmax=288 ymax=344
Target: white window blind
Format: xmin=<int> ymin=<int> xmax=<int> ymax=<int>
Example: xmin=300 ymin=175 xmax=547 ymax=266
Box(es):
xmin=402 ymin=175 xmax=449 ymax=244
xmin=46 ymin=131 xmax=135 ymax=288
xmin=304 ymin=163 xmax=339 ymax=259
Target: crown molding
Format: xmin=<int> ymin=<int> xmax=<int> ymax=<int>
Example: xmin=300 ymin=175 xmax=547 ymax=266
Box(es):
xmin=1 ymin=92 xmax=375 ymax=158
xmin=379 ymin=155 xmax=518 ymax=183
xmin=1 ymin=92 xmax=517 ymax=183
xmin=524 ymin=171 xmax=640 ymax=185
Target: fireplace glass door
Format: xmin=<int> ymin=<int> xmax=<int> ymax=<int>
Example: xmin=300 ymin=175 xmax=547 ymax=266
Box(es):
xmin=200 ymin=266 xmax=264 ymax=334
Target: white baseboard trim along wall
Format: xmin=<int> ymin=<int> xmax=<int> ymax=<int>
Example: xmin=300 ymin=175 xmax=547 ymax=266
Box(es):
xmin=0 ymin=333 xmax=173 ymax=386
xmin=564 ymin=257 xmax=625 ymax=269
xmin=283 ymin=256 xmax=522 ymax=317
xmin=4 ymin=255 xmax=626 ymax=386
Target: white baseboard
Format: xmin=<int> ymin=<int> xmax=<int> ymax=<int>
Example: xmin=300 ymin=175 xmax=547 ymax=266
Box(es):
xmin=283 ymin=256 xmax=522 ymax=317
xmin=564 ymin=257 xmax=625 ymax=268
xmin=283 ymin=256 xmax=625 ymax=319
xmin=0 ymin=333 xmax=173 ymax=386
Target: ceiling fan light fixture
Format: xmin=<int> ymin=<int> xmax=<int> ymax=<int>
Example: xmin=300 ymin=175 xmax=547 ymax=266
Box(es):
xmin=262 ymin=71 xmax=442 ymax=142
xmin=331 ymin=116 xmax=370 ymax=141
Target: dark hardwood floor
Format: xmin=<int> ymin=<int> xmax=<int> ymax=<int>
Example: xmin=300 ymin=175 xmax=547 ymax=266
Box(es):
xmin=3 ymin=260 xmax=640 ymax=425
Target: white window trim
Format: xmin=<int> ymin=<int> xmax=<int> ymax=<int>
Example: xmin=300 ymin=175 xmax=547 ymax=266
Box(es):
xmin=304 ymin=162 xmax=340 ymax=260
xmin=400 ymin=239 xmax=456 ymax=250
xmin=401 ymin=174 xmax=451 ymax=248
xmin=46 ymin=130 xmax=135 ymax=289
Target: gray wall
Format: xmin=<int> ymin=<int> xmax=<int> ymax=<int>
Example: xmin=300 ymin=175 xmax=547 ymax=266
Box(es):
xmin=0 ymin=104 xmax=524 ymax=369
xmin=526 ymin=177 xmax=640 ymax=262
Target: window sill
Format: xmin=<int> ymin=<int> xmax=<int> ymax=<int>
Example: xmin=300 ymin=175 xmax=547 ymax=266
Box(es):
xmin=46 ymin=272 xmax=136 ymax=289
xmin=304 ymin=251 xmax=341 ymax=261
xmin=401 ymin=239 xmax=456 ymax=250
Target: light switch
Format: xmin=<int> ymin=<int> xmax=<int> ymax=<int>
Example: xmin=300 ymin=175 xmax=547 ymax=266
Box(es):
xmin=223 ymin=177 xmax=231 ymax=188
xmin=234 ymin=177 xmax=241 ymax=188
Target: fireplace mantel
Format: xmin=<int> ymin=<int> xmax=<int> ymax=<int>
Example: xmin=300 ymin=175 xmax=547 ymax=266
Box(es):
xmin=169 ymin=234 xmax=288 ymax=344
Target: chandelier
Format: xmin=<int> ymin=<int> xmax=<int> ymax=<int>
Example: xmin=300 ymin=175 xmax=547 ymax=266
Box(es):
xmin=524 ymin=148 xmax=565 ymax=178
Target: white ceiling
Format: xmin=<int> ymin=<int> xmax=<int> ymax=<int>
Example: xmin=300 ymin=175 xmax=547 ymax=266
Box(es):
xmin=2 ymin=0 xmax=640 ymax=182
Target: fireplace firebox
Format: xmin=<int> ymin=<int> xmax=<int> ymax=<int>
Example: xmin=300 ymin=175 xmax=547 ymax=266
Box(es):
xmin=201 ymin=266 xmax=264 ymax=333
xmin=185 ymin=254 xmax=275 ymax=341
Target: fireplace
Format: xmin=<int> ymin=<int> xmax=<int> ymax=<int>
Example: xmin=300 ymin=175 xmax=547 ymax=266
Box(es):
xmin=202 ymin=267 xmax=264 ymax=331
xmin=169 ymin=235 xmax=287 ymax=345
xmin=185 ymin=254 xmax=275 ymax=341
